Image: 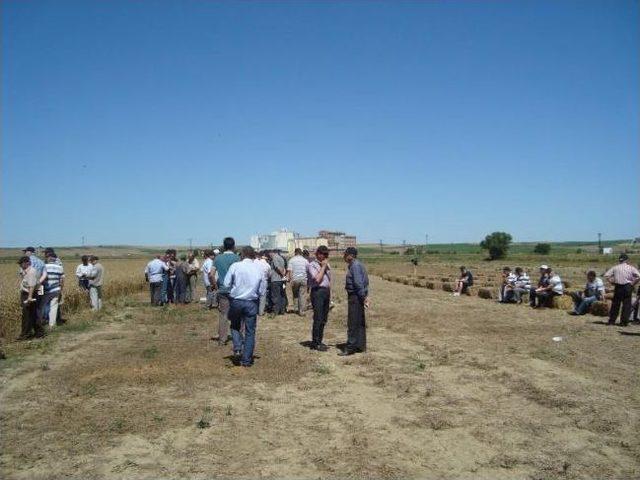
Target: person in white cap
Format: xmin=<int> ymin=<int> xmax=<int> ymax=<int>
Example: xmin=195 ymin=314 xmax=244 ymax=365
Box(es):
xmin=529 ymin=265 xmax=549 ymax=307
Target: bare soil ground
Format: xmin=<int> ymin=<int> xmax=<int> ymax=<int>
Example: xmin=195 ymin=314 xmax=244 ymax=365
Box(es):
xmin=1 ymin=274 xmax=639 ymax=479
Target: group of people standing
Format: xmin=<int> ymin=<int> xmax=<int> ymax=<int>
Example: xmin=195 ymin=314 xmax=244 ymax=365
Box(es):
xmin=143 ymin=249 xmax=200 ymax=306
xmin=16 ymin=247 xmax=104 ymax=340
xmin=144 ymin=238 xmax=371 ymax=367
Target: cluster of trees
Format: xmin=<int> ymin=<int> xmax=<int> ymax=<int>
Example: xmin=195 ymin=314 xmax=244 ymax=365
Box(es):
xmin=479 ymin=233 xmax=553 ymax=259
xmin=480 ymin=232 xmax=512 ymax=260
xmin=398 ymin=233 xmax=555 ymax=261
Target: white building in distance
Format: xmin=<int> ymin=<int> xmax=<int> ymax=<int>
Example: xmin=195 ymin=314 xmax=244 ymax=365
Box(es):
xmin=251 ymin=228 xmax=329 ymax=254
xmin=250 ymin=229 xmax=296 ymax=252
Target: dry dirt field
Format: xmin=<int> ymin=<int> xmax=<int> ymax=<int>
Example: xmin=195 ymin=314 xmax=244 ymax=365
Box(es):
xmin=1 ymin=273 xmax=639 ymax=479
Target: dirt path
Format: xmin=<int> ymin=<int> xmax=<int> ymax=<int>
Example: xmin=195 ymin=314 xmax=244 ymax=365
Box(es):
xmin=1 ymin=276 xmax=639 ymax=479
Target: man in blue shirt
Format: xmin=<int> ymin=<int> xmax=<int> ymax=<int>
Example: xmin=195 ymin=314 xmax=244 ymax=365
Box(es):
xmin=339 ymin=247 xmax=370 ymax=356
xmin=212 ymin=237 xmax=240 ymax=345
xmin=224 ymin=246 xmax=266 ymax=367
xmin=23 ymin=247 xmax=45 ymax=275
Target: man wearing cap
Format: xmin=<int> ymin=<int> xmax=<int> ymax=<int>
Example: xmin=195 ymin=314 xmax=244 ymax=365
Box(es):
xmin=17 ymin=256 xmax=45 ymax=340
xmin=306 ymin=245 xmax=332 ymax=351
xmin=22 ymin=247 xmax=45 ymax=276
xmin=339 ymin=247 xmax=370 ymax=356
xmin=604 ymin=254 xmax=640 ymax=326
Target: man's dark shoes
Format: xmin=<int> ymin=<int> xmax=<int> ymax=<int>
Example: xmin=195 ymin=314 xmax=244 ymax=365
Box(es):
xmin=315 ymin=343 xmax=329 ymax=352
xmin=568 ymin=311 xmax=578 ymax=316
xmin=338 ymin=350 xmax=355 ymax=356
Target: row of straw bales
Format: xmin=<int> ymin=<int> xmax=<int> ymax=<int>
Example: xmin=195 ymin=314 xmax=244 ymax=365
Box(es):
xmin=378 ymin=273 xmax=608 ymax=316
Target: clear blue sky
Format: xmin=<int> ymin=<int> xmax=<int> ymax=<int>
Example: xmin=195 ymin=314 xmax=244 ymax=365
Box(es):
xmin=2 ymin=0 xmax=638 ymax=247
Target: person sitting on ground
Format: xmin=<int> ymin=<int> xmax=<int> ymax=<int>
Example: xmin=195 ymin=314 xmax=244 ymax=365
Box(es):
xmin=569 ymin=270 xmax=605 ymax=315
xmin=499 ymin=267 xmax=517 ymax=302
xmin=453 ymin=266 xmax=473 ymax=296
xmin=529 ymin=265 xmax=549 ymax=307
xmin=531 ymin=267 xmax=563 ymax=308
xmin=502 ymin=267 xmax=530 ymax=303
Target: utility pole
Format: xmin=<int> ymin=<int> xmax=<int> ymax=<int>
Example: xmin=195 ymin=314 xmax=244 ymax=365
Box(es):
xmin=81 ymin=235 xmax=85 ymax=247
xmin=188 ymin=238 xmax=193 ymax=250
xmin=598 ymin=232 xmax=602 ymax=253
xmin=379 ymin=239 xmax=383 ymax=254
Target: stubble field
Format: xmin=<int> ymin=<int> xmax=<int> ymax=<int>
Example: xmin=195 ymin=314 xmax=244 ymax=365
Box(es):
xmin=1 ymin=253 xmax=639 ymax=479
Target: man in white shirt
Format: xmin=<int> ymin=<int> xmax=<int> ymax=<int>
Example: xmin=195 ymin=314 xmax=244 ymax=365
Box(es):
xmin=42 ymin=253 xmax=65 ymax=328
xmin=532 ymin=267 xmax=564 ymax=308
xmin=76 ymin=255 xmax=92 ymax=292
xmin=145 ymin=255 xmax=168 ymax=306
xmin=186 ymin=251 xmax=200 ymax=303
xmin=224 ymin=246 xmax=267 ymax=367
xmin=569 ymin=270 xmax=605 ymax=315
xmin=502 ymin=267 xmax=531 ymax=303
xmin=499 ymin=267 xmax=517 ymax=302
xmin=201 ymin=250 xmax=217 ymax=309
xmin=287 ymin=248 xmax=309 ymax=316
xmin=254 ymin=251 xmax=271 ymax=316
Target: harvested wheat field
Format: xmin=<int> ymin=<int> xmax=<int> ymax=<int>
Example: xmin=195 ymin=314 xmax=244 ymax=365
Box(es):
xmin=1 ymin=274 xmax=639 ymax=479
